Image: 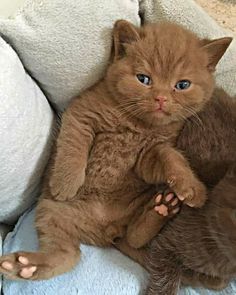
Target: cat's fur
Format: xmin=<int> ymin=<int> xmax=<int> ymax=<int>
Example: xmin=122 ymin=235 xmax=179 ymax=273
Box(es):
xmin=0 ymin=21 xmax=231 ymax=280
xmin=146 ymin=89 xmax=236 ymax=294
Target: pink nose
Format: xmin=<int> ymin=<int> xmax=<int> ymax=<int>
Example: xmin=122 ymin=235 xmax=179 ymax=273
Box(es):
xmin=155 ymin=96 xmax=167 ymax=108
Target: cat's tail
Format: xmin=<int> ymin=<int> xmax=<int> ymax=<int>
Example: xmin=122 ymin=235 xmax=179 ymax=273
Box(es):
xmin=145 ymin=246 xmax=181 ymax=295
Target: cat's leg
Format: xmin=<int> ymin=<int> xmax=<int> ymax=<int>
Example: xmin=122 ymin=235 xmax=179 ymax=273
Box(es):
xmin=181 ymin=268 xmax=229 ymax=291
xmin=114 ymin=238 xmax=148 ymax=269
xmin=0 ymin=198 xmax=100 ymax=280
xmin=126 ymin=187 xmax=181 ymax=249
xmin=158 ymin=145 xmax=207 ymax=208
xmin=135 ymin=144 xmax=207 ymax=208
xmin=49 ymin=103 xmax=95 ymax=201
xmin=145 ymin=248 xmax=181 ymax=295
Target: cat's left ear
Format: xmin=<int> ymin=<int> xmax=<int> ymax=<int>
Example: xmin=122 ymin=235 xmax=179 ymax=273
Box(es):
xmin=112 ymin=20 xmax=140 ymax=60
xmin=201 ymin=37 xmax=233 ymax=71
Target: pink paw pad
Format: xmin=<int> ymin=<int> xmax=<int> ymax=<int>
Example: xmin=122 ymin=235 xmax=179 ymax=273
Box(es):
xmin=154 ymin=192 xmax=181 ymax=217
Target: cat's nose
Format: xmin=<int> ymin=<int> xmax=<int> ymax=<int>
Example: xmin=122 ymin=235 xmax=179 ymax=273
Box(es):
xmin=155 ymin=96 xmax=167 ymax=109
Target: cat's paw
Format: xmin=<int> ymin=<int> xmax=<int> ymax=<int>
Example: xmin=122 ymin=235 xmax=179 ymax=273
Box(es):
xmin=0 ymin=252 xmax=50 ymax=280
xmin=49 ymin=168 xmax=86 ymax=201
xmin=154 ymin=191 xmax=181 ymax=217
xmin=168 ymin=175 xmax=207 ymax=208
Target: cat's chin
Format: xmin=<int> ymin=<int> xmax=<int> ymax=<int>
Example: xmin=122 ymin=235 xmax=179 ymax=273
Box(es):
xmin=140 ymin=112 xmax=177 ymax=127
xmin=150 ymin=110 xmax=175 ymax=125
xmin=154 ymin=109 xmax=169 ymax=118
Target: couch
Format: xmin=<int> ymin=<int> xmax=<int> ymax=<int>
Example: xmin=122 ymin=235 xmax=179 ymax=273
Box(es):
xmin=0 ymin=0 xmax=235 ymax=294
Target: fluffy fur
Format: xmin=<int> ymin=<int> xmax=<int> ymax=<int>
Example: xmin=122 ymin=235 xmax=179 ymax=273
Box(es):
xmin=0 ymin=21 xmax=231 ymax=281
xmin=146 ymin=89 xmax=236 ymax=294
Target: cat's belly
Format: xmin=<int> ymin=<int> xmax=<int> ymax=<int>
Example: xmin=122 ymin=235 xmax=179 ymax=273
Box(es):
xmin=82 ymin=132 xmax=147 ymax=195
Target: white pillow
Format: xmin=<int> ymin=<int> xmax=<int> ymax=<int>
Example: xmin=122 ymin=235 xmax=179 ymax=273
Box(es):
xmin=0 ymin=36 xmax=54 ymax=224
xmin=0 ymin=0 xmax=140 ymax=111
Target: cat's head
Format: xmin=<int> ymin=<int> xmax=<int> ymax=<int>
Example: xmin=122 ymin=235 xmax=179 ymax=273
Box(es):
xmin=106 ymin=20 xmax=232 ymax=126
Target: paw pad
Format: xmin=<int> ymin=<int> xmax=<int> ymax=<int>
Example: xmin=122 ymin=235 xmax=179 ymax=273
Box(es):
xmin=154 ymin=192 xmax=181 ymax=217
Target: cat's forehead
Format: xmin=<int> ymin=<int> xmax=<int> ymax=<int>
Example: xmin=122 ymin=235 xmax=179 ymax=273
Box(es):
xmin=130 ymin=23 xmax=206 ymax=76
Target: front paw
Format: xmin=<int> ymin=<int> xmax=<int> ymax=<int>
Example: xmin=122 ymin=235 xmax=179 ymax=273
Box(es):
xmin=49 ymin=168 xmax=85 ymax=201
xmin=168 ymin=176 xmax=207 ymax=208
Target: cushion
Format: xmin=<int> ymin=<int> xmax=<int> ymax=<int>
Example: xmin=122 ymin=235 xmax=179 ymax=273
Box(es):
xmin=140 ymin=0 xmax=236 ymax=97
xmin=0 ymin=36 xmax=54 ymax=224
xmin=0 ymin=0 xmax=140 ymax=111
xmin=3 ymin=207 xmax=236 ymax=295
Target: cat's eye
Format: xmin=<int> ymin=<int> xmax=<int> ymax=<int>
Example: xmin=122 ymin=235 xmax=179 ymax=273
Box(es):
xmin=175 ymin=80 xmax=191 ymax=90
xmin=136 ymin=74 xmax=151 ymax=86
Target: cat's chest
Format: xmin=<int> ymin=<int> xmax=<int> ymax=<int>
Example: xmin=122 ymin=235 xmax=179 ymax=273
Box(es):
xmin=85 ymin=130 xmax=148 ymax=190
xmin=88 ymin=131 xmax=146 ymax=169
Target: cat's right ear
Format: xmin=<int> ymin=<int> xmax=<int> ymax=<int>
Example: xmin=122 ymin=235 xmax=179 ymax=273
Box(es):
xmin=112 ymin=20 xmax=140 ymax=60
xmin=201 ymin=37 xmax=232 ymax=72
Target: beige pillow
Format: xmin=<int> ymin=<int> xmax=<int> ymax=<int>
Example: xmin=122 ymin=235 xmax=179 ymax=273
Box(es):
xmin=0 ymin=0 xmax=140 ymax=111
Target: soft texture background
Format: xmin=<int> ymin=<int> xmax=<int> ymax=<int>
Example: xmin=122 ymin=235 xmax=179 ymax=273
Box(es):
xmin=0 ymin=37 xmax=54 ymax=224
xmin=0 ymin=0 xmax=26 ymax=18
xmin=196 ymin=0 xmax=236 ymax=34
xmin=0 ymin=0 xmax=140 ymax=111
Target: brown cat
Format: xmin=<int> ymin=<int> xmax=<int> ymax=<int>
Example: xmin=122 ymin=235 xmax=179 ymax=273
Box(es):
xmin=146 ymin=91 xmax=236 ymax=293
xmin=0 ymin=21 xmax=231 ymax=280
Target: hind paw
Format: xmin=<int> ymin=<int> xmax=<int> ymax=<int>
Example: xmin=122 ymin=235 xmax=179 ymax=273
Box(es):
xmin=154 ymin=192 xmax=181 ymax=217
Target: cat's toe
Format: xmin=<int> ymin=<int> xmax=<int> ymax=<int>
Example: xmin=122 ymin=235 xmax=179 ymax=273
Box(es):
xmin=0 ymin=252 xmax=39 ymax=280
xmin=154 ymin=192 xmax=181 ymax=217
xmin=154 ymin=204 xmax=169 ymax=216
xmin=184 ymin=183 xmax=207 ymax=208
xmin=1 ymin=261 xmax=13 ymax=271
xmin=20 ymin=266 xmax=37 ymax=279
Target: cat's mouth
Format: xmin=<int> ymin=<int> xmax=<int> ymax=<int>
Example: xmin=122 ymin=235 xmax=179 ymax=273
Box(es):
xmin=154 ymin=107 xmax=170 ymax=117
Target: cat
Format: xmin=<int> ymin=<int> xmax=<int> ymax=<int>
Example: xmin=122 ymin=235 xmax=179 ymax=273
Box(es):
xmin=0 ymin=20 xmax=231 ymax=280
xmin=146 ymin=88 xmax=236 ymax=295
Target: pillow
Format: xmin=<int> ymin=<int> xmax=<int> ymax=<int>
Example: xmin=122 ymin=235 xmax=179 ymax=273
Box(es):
xmin=0 ymin=36 xmax=54 ymax=224
xmin=140 ymin=0 xmax=236 ymax=97
xmin=0 ymin=0 xmax=140 ymax=111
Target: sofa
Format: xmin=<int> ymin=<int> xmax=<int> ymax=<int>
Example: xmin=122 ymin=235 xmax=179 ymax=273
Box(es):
xmin=0 ymin=0 xmax=235 ymax=294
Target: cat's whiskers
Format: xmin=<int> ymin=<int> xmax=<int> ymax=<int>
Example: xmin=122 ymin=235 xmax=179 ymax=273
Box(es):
xmin=177 ymin=113 xmax=189 ymax=123
xmin=182 ymin=106 xmax=204 ymax=129
xmin=117 ymin=98 xmax=151 ymax=120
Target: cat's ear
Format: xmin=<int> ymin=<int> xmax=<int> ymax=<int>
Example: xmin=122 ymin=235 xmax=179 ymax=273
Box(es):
xmin=112 ymin=20 xmax=140 ymax=60
xmin=201 ymin=37 xmax=232 ymax=71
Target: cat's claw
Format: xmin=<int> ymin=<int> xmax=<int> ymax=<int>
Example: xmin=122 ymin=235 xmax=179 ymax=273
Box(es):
xmin=167 ymin=175 xmax=207 ymax=208
xmin=154 ymin=192 xmax=181 ymax=217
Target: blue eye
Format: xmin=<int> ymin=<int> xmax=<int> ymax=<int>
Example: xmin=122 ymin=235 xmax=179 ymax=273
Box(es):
xmin=136 ymin=74 xmax=151 ymax=85
xmin=175 ymin=80 xmax=191 ymax=90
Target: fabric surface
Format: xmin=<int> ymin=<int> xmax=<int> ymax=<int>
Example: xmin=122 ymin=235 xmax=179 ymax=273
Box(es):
xmin=0 ymin=0 xmax=140 ymax=111
xmin=2 ymin=207 xmax=236 ymax=295
xmin=0 ymin=36 xmax=54 ymax=224
xmin=3 ymin=207 xmax=148 ymax=295
xmin=0 ymin=224 xmax=12 ymax=292
xmin=140 ymin=0 xmax=236 ymax=97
